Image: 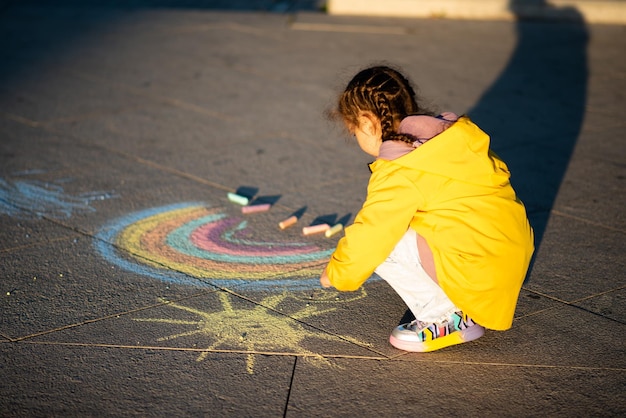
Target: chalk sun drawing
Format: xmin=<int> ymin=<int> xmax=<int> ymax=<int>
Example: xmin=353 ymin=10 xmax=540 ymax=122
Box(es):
xmin=134 ymin=291 xmax=371 ymax=374
xmin=95 ymin=202 xmax=335 ymax=290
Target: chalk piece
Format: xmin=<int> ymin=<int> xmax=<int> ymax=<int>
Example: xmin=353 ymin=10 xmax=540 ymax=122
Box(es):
xmin=325 ymin=223 xmax=343 ymax=238
xmin=279 ymin=215 xmax=298 ymax=229
xmin=227 ymin=192 xmax=249 ymax=206
xmin=242 ymin=203 xmax=271 ymax=214
xmin=302 ymin=223 xmax=330 ymax=236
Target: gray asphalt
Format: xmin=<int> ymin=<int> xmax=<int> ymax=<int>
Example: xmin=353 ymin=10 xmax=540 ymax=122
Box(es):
xmin=1 ymin=1 xmax=625 ymax=417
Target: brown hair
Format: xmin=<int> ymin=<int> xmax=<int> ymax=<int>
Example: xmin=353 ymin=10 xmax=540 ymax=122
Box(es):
xmin=333 ymin=65 xmax=435 ymax=144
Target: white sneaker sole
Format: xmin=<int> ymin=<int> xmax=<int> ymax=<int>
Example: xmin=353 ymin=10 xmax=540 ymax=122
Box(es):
xmin=389 ymin=324 xmax=485 ymax=352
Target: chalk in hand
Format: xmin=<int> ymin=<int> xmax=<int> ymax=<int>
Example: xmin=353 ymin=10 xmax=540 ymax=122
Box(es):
xmin=227 ymin=192 xmax=249 ymax=206
xmin=279 ymin=215 xmax=298 ymax=229
xmin=302 ymin=223 xmax=330 ymax=235
xmin=325 ymin=223 xmax=343 ymax=238
xmin=242 ymin=203 xmax=271 ymax=214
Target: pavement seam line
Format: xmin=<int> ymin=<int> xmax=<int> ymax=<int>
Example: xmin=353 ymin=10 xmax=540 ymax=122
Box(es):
xmin=9 ymin=289 xmax=218 ymax=343
xmin=2 ymin=110 xmax=305 ymax=214
xmin=40 ymin=104 xmax=147 ymax=126
xmin=1 ymin=99 xmax=346 ymax=217
xmin=0 ymin=111 xmax=41 ymax=127
xmin=12 ymin=341 xmax=626 ymax=372
xmin=523 ymin=285 xmax=626 ymax=307
xmin=567 ymin=284 xmax=626 ymax=304
xmin=290 ymin=22 xmax=409 ymax=35
xmin=0 ymin=110 xmax=231 ymax=192
xmin=0 ymin=331 xmax=14 ymax=342
xmin=517 ymin=287 xmax=626 ymax=325
xmin=1 ymin=111 xmax=236 ymax=197
xmin=168 ymin=21 xmax=285 ymax=41
xmin=64 ymin=69 xmax=235 ymax=122
xmin=551 ymin=208 xmax=626 ymax=233
xmin=17 ymin=341 xmax=389 ymax=361
xmin=284 ymin=356 xmax=298 ymax=418
xmin=0 ymin=235 xmax=77 ymax=253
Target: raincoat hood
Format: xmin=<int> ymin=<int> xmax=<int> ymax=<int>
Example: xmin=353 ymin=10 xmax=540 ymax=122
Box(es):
xmin=373 ymin=116 xmax=511 ymax=188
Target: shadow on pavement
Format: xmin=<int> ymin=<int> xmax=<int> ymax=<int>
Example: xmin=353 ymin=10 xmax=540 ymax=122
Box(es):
xmin=467 ymin=0 xmax=588 ymax=277
xmin=1 ymin=0 xmax=323 ymax=13
xmin=0 ymin=0 xmax=324 ymax=89
xmin=1 ymin=0 xmax=589 ymax=280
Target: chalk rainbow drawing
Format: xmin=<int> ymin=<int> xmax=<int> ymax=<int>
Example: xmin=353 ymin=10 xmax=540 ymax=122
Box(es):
xmin=95 ymin=202 xmax=335 ymax=290
xmin=1 ymin=173 xmax=374 ymax=368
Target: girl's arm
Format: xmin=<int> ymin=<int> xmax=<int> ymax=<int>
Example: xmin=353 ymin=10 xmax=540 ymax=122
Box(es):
xmin=326 ymin=169 xmax=423 ymax=291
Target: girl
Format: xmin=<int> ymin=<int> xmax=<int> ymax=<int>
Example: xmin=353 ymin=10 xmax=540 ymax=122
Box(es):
xmin=320 ymin=65 xmax=534 ymax=352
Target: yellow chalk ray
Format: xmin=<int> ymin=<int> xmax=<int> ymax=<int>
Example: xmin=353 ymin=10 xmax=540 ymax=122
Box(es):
xmin=134 ymin=292 xmax=371 ymax=374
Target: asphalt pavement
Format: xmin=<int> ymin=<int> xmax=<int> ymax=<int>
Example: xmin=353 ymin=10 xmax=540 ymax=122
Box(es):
xmin=1 ymin=1 xmax=625 ymax=416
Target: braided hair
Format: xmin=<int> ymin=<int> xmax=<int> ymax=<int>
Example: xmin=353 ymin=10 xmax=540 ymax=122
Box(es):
xmin=336 ymin=66 xmax=435 ymax=145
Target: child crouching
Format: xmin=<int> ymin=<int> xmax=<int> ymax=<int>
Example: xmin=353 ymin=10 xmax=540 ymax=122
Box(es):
xmin=320 ymin=65 xmax=534 ymax=352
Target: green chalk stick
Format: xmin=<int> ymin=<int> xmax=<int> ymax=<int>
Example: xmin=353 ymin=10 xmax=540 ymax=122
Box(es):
xmin=227 ymin=192 xmax=249 ymax=205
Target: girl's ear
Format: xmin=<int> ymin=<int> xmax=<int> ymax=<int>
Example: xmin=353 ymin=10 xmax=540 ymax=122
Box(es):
xmin=357 ymin=112 xmax=381 ymax=136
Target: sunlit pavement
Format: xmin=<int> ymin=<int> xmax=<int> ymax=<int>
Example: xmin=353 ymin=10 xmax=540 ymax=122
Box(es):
xmin=1 ymin=1 xmax=624 ymax=416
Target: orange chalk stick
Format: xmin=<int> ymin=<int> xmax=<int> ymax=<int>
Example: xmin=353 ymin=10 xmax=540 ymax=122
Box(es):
xmin=325 ymin=223 xmax=343 ymax=238
xmin=278 ymin=215 xmax=298 ymax=229
xmin=302 ymin=223 xmax=330 ymax=236
xmin=241 ymin=203 xmax=271 ymax=214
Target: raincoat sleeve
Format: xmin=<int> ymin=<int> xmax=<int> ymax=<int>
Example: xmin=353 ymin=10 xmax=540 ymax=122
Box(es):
xmin=326 ymin=166 xmax=423 ymax=291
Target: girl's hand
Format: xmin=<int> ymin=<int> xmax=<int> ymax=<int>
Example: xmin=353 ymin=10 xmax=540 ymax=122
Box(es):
xmin=320 ymin=268 xmax=332 ymax=288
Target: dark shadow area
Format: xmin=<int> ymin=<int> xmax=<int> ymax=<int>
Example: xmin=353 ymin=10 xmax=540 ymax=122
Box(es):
xmin=289 ymin=206 xmax=307 ymax=219
xmin=310 ymin=213 xmax=338 ymax=226
xmin=0 ymin=1 xmax=324 ymax=101
xmin=310 ymin=212 xmax=352 ymax=227
xmin=232 ymin=187 xmax=281 ymax=206
xmin=234 ymin=186 xmax=259 ymax=200
xmin=250 ymin=194 xmax=281 ymax=205
xmin=1 ymin=0 xmax=587 ymax=279
xmin=1 ymin=0 xmax=323 ymax=13
xmin=397 ymin=0 xmax=588 ymax=324
xmin=467 ymin=0 xmax=588 ymax=274
xmin=398 ymin=309 xmax=415 ymax=326
xmin=336 ymin=213 xmax=352 ymax=226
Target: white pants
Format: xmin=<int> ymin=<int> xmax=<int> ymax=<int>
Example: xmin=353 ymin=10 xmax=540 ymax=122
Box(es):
xmin=375 ymin=228 xmax=459 ymax=324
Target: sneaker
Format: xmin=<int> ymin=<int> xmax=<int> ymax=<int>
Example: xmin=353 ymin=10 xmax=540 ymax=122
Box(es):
xmin=389 ymin=311 xmax=484 ymax=352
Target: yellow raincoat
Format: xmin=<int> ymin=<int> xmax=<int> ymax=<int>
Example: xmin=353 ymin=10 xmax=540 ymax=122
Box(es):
xmin=326 ymin=116 xmax=534 ymax=330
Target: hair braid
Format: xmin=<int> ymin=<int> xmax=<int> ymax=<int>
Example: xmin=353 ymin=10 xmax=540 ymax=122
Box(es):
xmin=372 ymin=89 xmax=395 ymax=141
